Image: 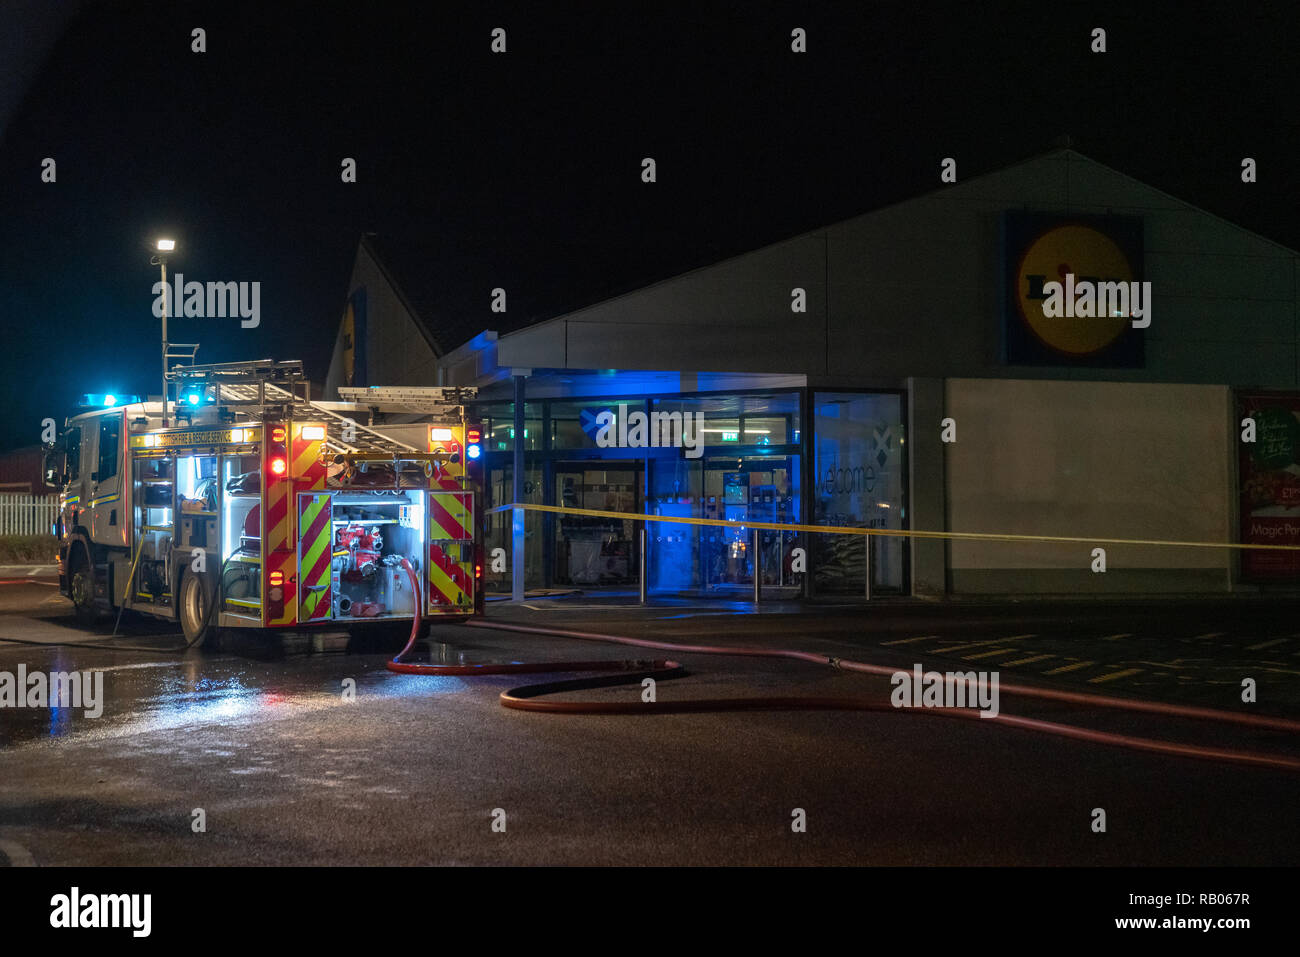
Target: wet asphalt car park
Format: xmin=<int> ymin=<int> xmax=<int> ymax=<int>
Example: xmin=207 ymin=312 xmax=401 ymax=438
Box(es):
xmin=2 ymin=576 xmax=1299 ymax=866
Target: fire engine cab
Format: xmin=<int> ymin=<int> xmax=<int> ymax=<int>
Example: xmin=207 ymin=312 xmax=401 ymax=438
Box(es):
xmin=44 ymin=359 xmax=483 ymax=645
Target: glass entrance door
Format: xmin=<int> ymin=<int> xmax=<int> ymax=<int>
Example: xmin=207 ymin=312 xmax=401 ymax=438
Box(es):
xmin=698 ymin=456 xmax=800 ymax=594
xmin=551 ymin=464 xmax=641 ymax=588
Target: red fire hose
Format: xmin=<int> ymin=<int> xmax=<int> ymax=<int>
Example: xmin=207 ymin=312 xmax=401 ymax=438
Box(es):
xmin=385 ymin=588 xmax=1300 ymax=773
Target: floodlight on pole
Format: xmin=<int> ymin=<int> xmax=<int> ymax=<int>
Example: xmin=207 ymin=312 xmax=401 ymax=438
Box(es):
xmin=150 ymin=239 xmax=175 ymax=425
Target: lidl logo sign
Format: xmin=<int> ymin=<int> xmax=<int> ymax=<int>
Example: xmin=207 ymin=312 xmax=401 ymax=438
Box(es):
xmin=1002 ymin=212 xmax=1144 ymax=367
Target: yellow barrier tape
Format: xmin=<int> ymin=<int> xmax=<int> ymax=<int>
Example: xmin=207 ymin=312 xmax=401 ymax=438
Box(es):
xmin=486 ymin=502 xmax=1300 ymax=551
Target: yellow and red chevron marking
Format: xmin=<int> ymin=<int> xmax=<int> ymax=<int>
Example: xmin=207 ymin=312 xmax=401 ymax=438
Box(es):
xmin=427 ymin=543 xmax=471 ymax=611
xmin=425 ymin=457 xmax=464 ymax=491
xmin=292 ymin=426 xmax=326 ymax=489
xmin=429 ymin=492 xmax=471 ymax=541
xmin=266 ymin=551 xmax=297 ymax=626
xmin=427 ymin=431 xmax=467 ymax=491
xmin=297 ymin=493 xmax=332 ymax=621
xmin=264 ymin=476 xmax=291 ymax=554
xmin=427 ymin=491 xmax=474 ymax=613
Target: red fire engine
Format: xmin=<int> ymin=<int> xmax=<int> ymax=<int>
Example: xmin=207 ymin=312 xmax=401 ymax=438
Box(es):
xmin=44 ymin=360 xmax=484 ymax=645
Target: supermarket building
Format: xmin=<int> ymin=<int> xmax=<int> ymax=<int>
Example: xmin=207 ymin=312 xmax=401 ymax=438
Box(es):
xmin=324 ymin=149 xmax=1300 ymax=599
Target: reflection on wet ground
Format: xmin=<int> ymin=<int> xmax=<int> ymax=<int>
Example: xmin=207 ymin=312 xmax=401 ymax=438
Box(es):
xmin=0 ymin=626 xmax=439 ymax=746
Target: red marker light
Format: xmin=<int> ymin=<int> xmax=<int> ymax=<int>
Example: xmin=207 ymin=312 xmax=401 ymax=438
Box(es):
xmin=467 ymin=428 xmax=481 ymax=444
xmin=269 ymin=571 xmax=284 ymax=586
xmin=270 ymin=426 xmax=287 ymax=442
xmin=475 ymin=563 xmax=483 ymax=579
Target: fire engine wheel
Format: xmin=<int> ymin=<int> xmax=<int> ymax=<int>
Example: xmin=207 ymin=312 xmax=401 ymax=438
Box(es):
xmin=69 ymin=546 xmax=100 ymax=626
xmin=179 ymin=572 xmax=213 ymax=646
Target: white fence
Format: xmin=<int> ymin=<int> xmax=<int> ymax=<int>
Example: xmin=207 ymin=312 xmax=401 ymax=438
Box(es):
xmin=0 ymin=493 xmax=59 ymax=536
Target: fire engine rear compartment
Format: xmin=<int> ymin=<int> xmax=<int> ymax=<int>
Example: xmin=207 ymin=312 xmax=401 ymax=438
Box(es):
xmin=326 ymin=491 xmax=425 ymax=621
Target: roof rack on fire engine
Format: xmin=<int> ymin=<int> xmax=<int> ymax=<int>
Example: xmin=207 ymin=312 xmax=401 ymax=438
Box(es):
xmin=164 ymin=358 xmax=424 ymax=457
xmin=336 ymin=385 xmax=478 ymax=413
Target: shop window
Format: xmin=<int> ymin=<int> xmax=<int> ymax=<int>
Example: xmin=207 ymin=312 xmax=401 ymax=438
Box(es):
xmin=476 ymin=402 xmax=542 ymax=452
xmin=813 ymin=392 xmax=905 ymax=594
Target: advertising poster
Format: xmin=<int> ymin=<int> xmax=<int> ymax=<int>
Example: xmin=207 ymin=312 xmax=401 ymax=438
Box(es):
xmin=1238 ymin=391 xmax=1300 ymax=580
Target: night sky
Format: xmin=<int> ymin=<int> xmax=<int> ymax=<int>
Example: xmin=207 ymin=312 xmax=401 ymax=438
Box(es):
xmin=0 ymin=0 xmax=1296 ymax=452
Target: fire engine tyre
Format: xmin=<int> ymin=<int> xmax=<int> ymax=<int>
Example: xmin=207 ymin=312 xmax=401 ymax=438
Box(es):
xmin=179 ymin=571 xmax=213 ymax=647
xmin=68 ymin=545 xmax=101 ymax=627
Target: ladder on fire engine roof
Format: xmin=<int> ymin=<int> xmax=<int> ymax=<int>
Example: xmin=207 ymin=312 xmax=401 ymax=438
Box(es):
xmin=166 ymin=359 xmax=476 ymax=457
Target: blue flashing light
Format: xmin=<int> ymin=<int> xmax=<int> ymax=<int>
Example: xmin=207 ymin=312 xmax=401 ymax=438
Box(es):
xmin=466 ymin=443 xmax=482 ymax=460
xmin=80 ymin=393 xmax=142 ymax=408
xmin=186 ymin=393 xmax=201 ymax=406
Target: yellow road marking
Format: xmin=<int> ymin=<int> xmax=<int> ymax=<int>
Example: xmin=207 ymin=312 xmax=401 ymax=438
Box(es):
xmin=1001 ymin=654 xmax=1055 ymax=666
xmin=1099 ymin=633 xmax=1134 ymax=641
xmin=1043 ymin=660 xmax=1096 ymax=675
xmin=1247 ymin=638 xmax=1288 ymax=651
xmin=881 ymin=635 xmax=940 ymax=646
xmin=1191 ymin=632 xmax=1226 ymax=640
xmin=935 ymin=635 xmax=1035 ymax=654
xmin=963 ymin=648 xmax=1017 ymax=660
xmin=1088 ymin=668 xmax=1144 ymax=684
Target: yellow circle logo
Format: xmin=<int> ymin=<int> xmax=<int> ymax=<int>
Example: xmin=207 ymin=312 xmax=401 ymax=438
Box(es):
xmin=1017 ymin=225 xmax=1134 ymax=355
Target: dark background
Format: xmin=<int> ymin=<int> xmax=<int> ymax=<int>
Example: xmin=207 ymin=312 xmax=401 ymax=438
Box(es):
xmin=0 ymin=0 xmax=1295 ymax=452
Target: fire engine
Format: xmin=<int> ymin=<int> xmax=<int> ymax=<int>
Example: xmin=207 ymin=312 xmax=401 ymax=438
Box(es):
xmin=43 ymin=359 xmax=484 ymax=645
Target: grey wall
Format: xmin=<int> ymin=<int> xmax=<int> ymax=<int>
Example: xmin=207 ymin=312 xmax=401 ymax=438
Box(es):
xmin=943 ymin=378 xmax=1235 ymax=594
xmin=497 ymin=150 xmax=1300 ymax=391
xmin=906 ymin=377 xmax=946 ymax=597
xmin=498 ymin=231 xmax=830 ymax=375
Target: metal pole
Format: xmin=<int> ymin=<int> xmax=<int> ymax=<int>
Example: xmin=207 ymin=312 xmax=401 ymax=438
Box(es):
xmin=752 ymin=528 xmax=761 ymax=603
xmin=160 ymin=259 xmax=169 ymax=427
xmin=639 ymin=524 xmax=647 ymax=605
xmin=865 ymin=531 xmax=872 ymax=601
xmin=511 ymin=374 xmax=526 ymax=602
